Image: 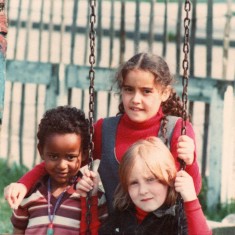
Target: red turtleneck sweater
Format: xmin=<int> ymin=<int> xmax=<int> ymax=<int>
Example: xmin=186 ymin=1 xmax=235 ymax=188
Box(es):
xmin=93 ymin=109 xmax=201 ymax=194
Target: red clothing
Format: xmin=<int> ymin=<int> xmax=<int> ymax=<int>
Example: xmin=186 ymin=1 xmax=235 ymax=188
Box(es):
xmin=11 ymin=177 xmax=100 ymax=235
xmin=184 ymin=199 xmax=212 ymax=235
xmin=80 ymin=196 xmax=101 ymax=235
xmin=94 ymin=109 xmax=201 ymax=194
xmin=135 ymin=206 xmax=148 ymax=223
xmin=19 ymin=108 xmax=201 ymax=194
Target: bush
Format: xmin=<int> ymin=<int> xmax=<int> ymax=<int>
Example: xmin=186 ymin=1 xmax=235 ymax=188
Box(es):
xmin=206 ymin=200 xmax=235 ymax=222
xmin=0 ymin=197 xmax=13 ymax=233
xmin=0 ymin=158 xmax=29 ymax=234
xmin=198 ymin=176 xmax=208 ymax=212
xmin=0 ymin=158 xmax=29 ymax=197
xmin=199 ymin=176 xmax=235 ymax=221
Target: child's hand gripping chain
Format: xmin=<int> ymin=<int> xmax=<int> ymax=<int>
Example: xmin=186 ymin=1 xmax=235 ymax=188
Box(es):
xmin=177 ymin=135 xmax=195 ymax=166
xmin=174 ymin=170 xmax=197 ymax=202
xmin=77 ymin=169 xmax=99 ymax=197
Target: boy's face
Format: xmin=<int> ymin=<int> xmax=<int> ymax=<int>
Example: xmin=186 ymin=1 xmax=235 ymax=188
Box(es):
xmin=39 ymin=133 xmax=82 ymax=189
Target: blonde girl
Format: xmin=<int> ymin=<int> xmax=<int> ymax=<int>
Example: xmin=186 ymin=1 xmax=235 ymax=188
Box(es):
xmin=98 ymin=137 xmax=211 ymax=235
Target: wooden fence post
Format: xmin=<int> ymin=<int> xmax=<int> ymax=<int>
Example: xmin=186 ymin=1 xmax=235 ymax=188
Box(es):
xmin=57 ymin=63 xmax=68 ymax=106
xmin=45 ymin=64 xmax=59 ymax=111
xmin=221 ymin=86 xmax=235 ymax=203
xmin=207 ymin=86 xmax=224 ymax=209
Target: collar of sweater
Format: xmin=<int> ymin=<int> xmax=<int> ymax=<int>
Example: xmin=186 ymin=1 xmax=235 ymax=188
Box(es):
xmin=135 ymin=204 xmax=177 ymax=224
xmin=121 ymin=107 xmax=163 ymax=130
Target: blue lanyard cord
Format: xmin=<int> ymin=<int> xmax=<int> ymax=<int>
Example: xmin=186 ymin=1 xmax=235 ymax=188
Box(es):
xmin=47 ymin=177 xmax=68 ymax=224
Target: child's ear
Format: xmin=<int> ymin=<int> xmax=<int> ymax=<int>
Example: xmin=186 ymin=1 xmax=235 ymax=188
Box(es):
xmin=37 ymin=144 xmax=44 ymax=160
xmin=161 ymin=86 xmax=171 ymax=102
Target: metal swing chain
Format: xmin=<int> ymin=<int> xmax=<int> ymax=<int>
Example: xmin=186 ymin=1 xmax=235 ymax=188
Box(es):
xmin=178 ymin=1 xmax=191 ymax=235
xmin=179 ymin=0 xmax=191 ymax=171
xmin=86 ymin=0 xmax=96 ymax=234
xmin=181 ymin=0 xmax=191 ymax=138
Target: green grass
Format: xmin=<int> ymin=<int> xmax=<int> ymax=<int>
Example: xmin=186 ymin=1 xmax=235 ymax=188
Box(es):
xmin=206 ymin=200 xmax=235 ymax=222
xmin=0 ymin=197 xmax=13 ymax=234
xmin=0 ymin=159 xmax=29 ymax=234
xmin=198 ymin=177 xmax=235 ymax=222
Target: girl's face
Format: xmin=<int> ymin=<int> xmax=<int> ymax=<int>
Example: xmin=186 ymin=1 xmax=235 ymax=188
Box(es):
xmin=128 ymin=158 xmax=168 ymax=212
xmin=121 ymin=69 xmax=170 ymax=123
xmin=39 ymin=133 xmax=82 ymax=190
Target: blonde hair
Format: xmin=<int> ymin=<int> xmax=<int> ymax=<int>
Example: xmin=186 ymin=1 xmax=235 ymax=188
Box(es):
xmin=114 ymin=137 xmax=178 ymax=210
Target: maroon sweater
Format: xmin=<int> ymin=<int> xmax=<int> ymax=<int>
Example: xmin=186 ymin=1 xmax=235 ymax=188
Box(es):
xmin=12 ymin=178 xmax=100 ymax=234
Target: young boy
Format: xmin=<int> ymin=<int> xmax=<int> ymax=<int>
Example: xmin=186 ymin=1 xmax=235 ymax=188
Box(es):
xmin=10 ymin=106 xmax=103 ymax=235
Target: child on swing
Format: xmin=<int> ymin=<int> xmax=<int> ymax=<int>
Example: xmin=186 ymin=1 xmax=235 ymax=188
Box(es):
xmin=5 ymin=53 xmax=201 ymax=214
xmin=96 ymin=137 xmax=211 ymax=235
xmin=10 ymin=106 xmax=103 ymax=235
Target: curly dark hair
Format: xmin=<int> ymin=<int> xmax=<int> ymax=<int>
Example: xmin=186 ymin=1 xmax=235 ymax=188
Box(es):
xmin=37 ymin=106 xmax=89 ymax=160
xmin=115 ymin=52 xmax=185 ymax=144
